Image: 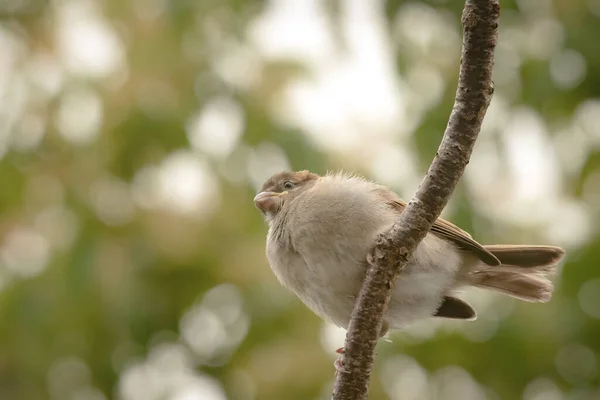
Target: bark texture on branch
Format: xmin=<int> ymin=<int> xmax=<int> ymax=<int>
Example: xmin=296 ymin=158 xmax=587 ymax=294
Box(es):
xmin=331 ymin=1 xmax=500 ymax=399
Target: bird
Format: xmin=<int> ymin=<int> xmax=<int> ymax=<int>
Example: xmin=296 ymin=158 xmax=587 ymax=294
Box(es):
xmin=253 ymin=170 xmax=565 ymax=363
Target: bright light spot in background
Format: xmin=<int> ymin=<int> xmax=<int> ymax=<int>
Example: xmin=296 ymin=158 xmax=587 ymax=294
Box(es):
xmin=468 ymin=101 xmax=593 ymax=248
xmin=461 ymin=289 xmax=516 ymax=321
xmin=202 ymin=283 xmax=246 ymax=325
xmin=148 ymin=342 xmax=194 ymax=375
xmin=503 ymin=107 xmax=560 ymax=202
xmin=276 ymin=59 xmax=406 ymax=153
xmin=544 ymin=199 xmax=592 ymax=247
xmin=118 ymin=362 xmax=162 ymax=400
xmin=554 ymin=343 xmax=597 ymax=383
xmin=582 ymin=168 xmax=600 ymax=209
xmin=34 ymin=206 xmax=80 ymax=251
xmin=393 ymin=2 xmax=461 ymax=68
xmin=247 ymin=143 xmax=291 ymax=190
xmin=0 ymin=27 xmax=29 ymax=160
xmin=517 ymin=0 xmax=555 ymax=16
xmin=465 ymin=137 xmax=504 ymax=206
xmin=180 ymin=284 xmax=249 ymax=364
xmin=0 ymin=227 xmax=50 ymax=278
xmin=460 ymin=313 xmax=499 ymax=343
xmin=56 ymin=0 xmax=125 ymax=78
xmin=431 ymin=366 xmax=488 ymax=400
xmin=493 ymin=36 xmax=522 ymax=92
xmin=56 ymin=87 xmax=103 ymax=145
xmin=574 ymin=99 xmax=600 ymax=145
xmin=319 ymin=324 xmax=346 ymax=356
xmin=131 ymin=167 xmax=160 ymax=209
xmin=446 ymin=291 xmax=514 ymax=342
xmin=171 ymin=382 xmax=228 ymax=400
xmin=158 ymin=152 xmax=219 ymax=215
xmin=25 ymin=53 xmax=64 ymax=98
xmin=368 ymin=143 xmax=420 ymax=196
xmin=256 ymin=0 xmax=406 ymax=155
xmin=549 ymin=49 xmax=587 ymax=90
xmin=479 ymin=94 xmax=512 ymax=133
xmin=0 ymin=78 xmax=28 ymax=159
xmin=553 ymin=125 xmax=589 ymax=178
xmin=118 ymin=349 xmax=228 ymax=400
xmin=578 ymin=278 xmax=600 ymax=319
xmin=520 ymin=18 xmax=565 ymax=60
xmin=209 ymin=42 xmax=262 ymax=90
xmin=89 ymin=178 xmax=136 ymax=226
xmin=381 ymin=355 xmax=429 ymax=400
xmin=470 ymin=106 xmax=594 ymax=246
xmin=132 ymin=151 xmax=220 ymax=218
xmin=405 ymin=62 xmax=445 ymax=111
xmin=396 ymin=319 xmax=439 ymax=344
xmin=180 ymin=308 xmax=226 ymax=362
xmin=0 ymin=26 xmax=27 ymax=101
xmin=523 ymin=378 xmax=564 ymax=400
xmin=247 ymin=0 xmax=334 ymax=64
xmin=187 ymin=96 xmax=245 ymax=159
xmin=465 ymin=97 xmax=509 ymax=207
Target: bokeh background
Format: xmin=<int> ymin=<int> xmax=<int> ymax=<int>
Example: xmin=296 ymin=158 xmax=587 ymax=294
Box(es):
xmin=1 ymin=0 xmax=600 ymax=399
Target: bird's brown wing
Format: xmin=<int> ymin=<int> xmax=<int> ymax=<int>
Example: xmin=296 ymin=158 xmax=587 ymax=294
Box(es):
xmin=375 ymin=188 xmax=500 ymax=266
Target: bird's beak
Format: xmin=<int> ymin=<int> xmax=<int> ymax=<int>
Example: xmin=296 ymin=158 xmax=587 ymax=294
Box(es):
xmin=254 ymin=191 xmax=288 ymax=213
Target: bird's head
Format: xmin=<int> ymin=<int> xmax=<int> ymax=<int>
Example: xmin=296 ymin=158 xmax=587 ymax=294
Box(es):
xmin=254 ymin=170 xmax=320 ymax=218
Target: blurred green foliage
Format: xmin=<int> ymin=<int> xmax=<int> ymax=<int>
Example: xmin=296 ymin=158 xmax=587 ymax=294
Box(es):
xmin=1 ymin=0 xmax=600 ymax=399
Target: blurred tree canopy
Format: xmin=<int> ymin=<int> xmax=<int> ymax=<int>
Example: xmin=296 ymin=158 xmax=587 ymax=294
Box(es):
xmin=1 ymin=0 xmax=600 ymax=399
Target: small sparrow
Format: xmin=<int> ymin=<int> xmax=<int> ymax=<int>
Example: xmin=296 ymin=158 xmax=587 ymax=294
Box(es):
xmin=254 ymin=170 xmax=565 ymax=344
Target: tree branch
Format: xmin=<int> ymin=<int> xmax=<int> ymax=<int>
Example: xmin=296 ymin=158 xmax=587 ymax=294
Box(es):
xmin=331 ymin=0 xmax=500 ymax=399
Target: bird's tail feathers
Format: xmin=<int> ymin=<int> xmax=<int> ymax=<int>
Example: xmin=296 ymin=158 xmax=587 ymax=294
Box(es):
xmin=467 ymin=245 xmax=565 ymax=303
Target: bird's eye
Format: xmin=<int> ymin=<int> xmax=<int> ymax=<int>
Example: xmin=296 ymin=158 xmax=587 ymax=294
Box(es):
xmin=283 ymin=181 xmax=295 ymax=190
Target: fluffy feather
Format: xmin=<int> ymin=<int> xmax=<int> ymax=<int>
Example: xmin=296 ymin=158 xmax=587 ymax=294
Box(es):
xmin=256 ymin=170 xmax=566 ymax=331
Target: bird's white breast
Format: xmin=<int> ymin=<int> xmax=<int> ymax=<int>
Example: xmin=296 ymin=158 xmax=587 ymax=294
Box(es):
xmin=266 ymin=174 xmax=461 ymax=330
